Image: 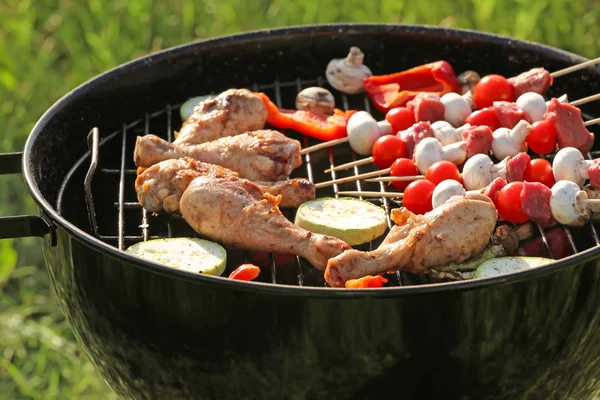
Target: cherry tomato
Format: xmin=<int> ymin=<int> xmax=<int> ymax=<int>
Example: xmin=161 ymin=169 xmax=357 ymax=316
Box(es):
xmin=371 ymin=135 xmax=407 ymax=169
xmin=403 ymin=179 xmax=436 ymax=215
xmin=389 ymin=158 xmax=419 ymax=190
xmin=425 ymin=161 xmax=463 ymax=185
xmin=385 ymin=107 xmax=415 ymax=133
xmin=473 ymin=74 xmax=515 ymax=109
xmin=229 ymin=264 xmax=261 ymax=281
xmin=495 ymin=182 xmax=529 ymax=223
xmin=345 ymin=275 xmax=389 ymax=288
xmin=465 ymin=107 xmax=501 ymax=131
xmin=527 ymin=120 xmax=557 ymax=154
xmin=523 ymin=158 xmax=555 ymax=187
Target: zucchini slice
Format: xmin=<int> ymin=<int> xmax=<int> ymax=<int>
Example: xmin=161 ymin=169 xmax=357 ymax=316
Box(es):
xmin=126 ymin=237 xmax=227 ymax=276
xmin=180 ymin=95 xmax=213 ymax=121
xmin=473 ymin=256 xmax=554 ymax=279
xmin=294 ymin=197 xmax=387 ymax=245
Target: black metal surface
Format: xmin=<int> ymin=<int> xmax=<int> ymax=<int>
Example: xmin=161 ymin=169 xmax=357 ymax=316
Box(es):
xmin=0 ymin=152 xmax=23 ymax=175
xmin=0 ymin=215 xmax=53 ymax=240
xmin=3 ymin=24 xmax=600 ymax=399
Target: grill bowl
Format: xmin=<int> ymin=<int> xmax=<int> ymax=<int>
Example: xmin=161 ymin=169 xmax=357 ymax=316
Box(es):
xmin=7 ymin=24 xmax=600 ymax=399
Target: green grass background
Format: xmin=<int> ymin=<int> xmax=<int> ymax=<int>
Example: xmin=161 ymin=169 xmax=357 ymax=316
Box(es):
xmin=1 ymin=0 xmax=599 ymax=398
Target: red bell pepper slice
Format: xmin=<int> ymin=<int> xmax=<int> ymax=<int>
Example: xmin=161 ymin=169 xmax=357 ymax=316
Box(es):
xmin=363 ymin=61 xmax=461 ymax=113
xmin=256 ymin=92 xmax=357 ymax=141
xmin=229 ymin=264 xmax=261 ymax=281
xmin=344 ymin=275 xmax=388 ymax=288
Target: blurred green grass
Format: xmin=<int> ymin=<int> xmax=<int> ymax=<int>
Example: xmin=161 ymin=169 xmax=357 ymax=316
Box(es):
xmin=1 ymin=0 xmax=599 ymax=398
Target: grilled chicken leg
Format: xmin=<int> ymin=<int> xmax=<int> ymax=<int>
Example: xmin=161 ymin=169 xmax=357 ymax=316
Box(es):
xmin=179 ymin=176 xmax=350 ymax=270
xmin=174 ymin=89 xmax=267 ymax=146
xmin=325 ymin=193 xmax=498 ymax=287
xmin=135 ymin=157 xmax=315 ymax=212
xmin=134 ymin=129 xmax=302 ymax=181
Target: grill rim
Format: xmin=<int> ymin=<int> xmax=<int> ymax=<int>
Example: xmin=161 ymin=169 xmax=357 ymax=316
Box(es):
xmin=22 ymin=23 xmax=600 ymax=295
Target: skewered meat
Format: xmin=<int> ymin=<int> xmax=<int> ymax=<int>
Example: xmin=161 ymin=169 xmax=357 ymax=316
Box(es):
xmin=494 ymin=101 xmax=529 ymax=129
xmin=508 ymin=68 xmax=553 ymax=97
xmin=544 ymin=98 xmax=594 ymax=154
xmin=398 ymin=121 xmax=433 ymax=158
xmin=174 ymin=89 xmax=267 ymax=146
xmin=482 ymin=177 xmax=507 ymax=203
xmin=506 ymin=152 xmax=530 ymax=182
xmin=461 ymin=125 xmax=493 ymax=158
xmin=521 ymin=181 xmax=555 ymax=227
xmin=407 ymin=93 xmax=445 ymax=123
xmin=179 ymin=176 xmax=350 ymax=270
xmin=325 ymin=193 xmax=498 ymax=287
xmin=135 ymin=157 xmax=315 ymax=213
xmin=134 ymin=130 xmax=302 ymax=181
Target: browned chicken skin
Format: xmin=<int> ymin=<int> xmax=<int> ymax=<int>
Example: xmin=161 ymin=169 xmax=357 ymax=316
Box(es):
xmin=133 ymin=129 xmax=302 ymax=181
xmin=325 ymin=193 xmax=498 ymax=287
xmin=174 ymin=89 xmax=267 ymax=146
xmin=135 ymin=157 xmax=315 ymax=212
xmin=179 ymin=176 xmax=350 ymax=270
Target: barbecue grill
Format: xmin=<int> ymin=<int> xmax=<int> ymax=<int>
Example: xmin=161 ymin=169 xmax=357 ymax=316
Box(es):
xmin=1 ymin=24 xmax=599 ymax=399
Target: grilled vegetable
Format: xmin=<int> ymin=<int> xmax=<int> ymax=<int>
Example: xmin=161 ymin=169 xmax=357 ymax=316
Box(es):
xmin=125 ymin=237 xmax=227 ymax=276
xmin=326 ymin=46 xmax=372 ymax=94
xmin=294 ymin=198 xmax=387 ymax=245
xmin=180 ymin=95 xmax=213 ymax=121
xmin=229 ymin=264 xmax=261 ymax=281
xmin=473 ymin=256 xmax=554 ymax=278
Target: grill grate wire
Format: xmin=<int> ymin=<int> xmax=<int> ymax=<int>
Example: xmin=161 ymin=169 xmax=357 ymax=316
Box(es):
xmin=80 ymin=77 xmax=600 ymax=287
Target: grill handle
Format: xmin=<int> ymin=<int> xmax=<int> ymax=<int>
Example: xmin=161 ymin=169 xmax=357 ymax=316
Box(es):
xmin=0 ymin=152 xmax=56 ymax=244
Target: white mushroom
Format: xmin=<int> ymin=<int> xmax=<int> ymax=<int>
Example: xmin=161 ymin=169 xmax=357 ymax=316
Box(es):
xmin=516 ymin=92 xmax=547 ymax=122
xmin=552 ymin=147 xmax=591 ymax=187
xmin=432 ymin=179 xmax=467 ymax=208
xmin=431 ymin=121 xmax=461 ymax=146
xmin=462 ymin=91 xmax=476 ymax=110
xmin=326 ymin=47 xmax=373 ymax=94
xmin=414 ymin=138 xmax=467 ymax=175
xmin=457 ymin=70 xmax=481 ymax=94
xmin=462 ymin=154 xmax=508 ymax=190
xmin=346 ymin=111 xmax=388 ymax=155
xmin=550 ymin=180 xmax=591 ymax=226
xmin=491 ymin=120 xmax=532 ymax=160
xmin=296 ymin=87 xmax=335 ymax=115
xmin=441 ymin=93 xmax=472 ymax=127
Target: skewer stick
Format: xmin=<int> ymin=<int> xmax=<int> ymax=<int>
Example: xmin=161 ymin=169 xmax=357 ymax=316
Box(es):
xmin=366 ymin=175 xmax=425 ymax=182
xmin=550 ymin=56 xmax=600 ymax=78
xmin=584 ymin=117 xmax=600 ymax=127
xmin=582 ymin=198 xmax=600 ymax=204
xmin=325 ymin=157 xmax=374 ymax=173
xmin=314 ymin=168 xmax=390 ymax=189
xmin=300 ymin=137 xmax=348 ymax=155
xmin=569 ymin=93 xmax=600 ymax=107
xmin=337 ymin=191 xmax=403 ymax=198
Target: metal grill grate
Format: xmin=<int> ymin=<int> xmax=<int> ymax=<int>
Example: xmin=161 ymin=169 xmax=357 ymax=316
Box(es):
xmin=79 ymin=77 xmax=600 ymax=287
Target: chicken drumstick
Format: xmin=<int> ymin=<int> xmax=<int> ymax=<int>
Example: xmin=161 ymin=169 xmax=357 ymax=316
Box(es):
xmin=179 ymin=175 xmax=350 ymax=270
xmin=325 ymin=193 xmax=498 ymax=287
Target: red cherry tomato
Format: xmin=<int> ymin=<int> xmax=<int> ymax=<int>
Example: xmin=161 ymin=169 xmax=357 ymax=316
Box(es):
xmin=403 ymin=179 xmax=436 ymax=215
xmin=465 ymin=107 xmax=501 ymax=131
xmin=473 ymin=74 xmax=515 ymax=109
xmin=229 ymin=264 xmax=261 ymax=281
xmin=385 ymin=107 xmax=415 ymax=133
xmin=527 ymin=120 xmax=557 ymax=154
xmin=371 ymin=135 xmax=407 ymax=169
xmin=523 ymin=158 xmax=555 ymax=187
xmin=389 ymin=158 xmax=419 ymax=190
xmin=345 ymin=275 xmax=389 ymax=288
xmin=425 ymin=161 xmax=463 ymax=185
xmin=495 ymin=182 xmax=529 ymax=223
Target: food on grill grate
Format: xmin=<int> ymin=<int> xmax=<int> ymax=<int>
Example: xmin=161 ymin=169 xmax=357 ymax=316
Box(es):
xmin=325 ymin=46 xmax=372 ymax=95
xmin=473 ymin=256 xmax=554 ymax=278
xmin=508 ymin=67 xmax=554 ymax=98
xmin=173 ymin=89 xmax=267 ymax=146
xmin=134 ymin=129 xmax=302 ymax=181
xmin=228 ymin=264 xmax=261 ymax=281
xmin=294 ymin=197 xmax=387 ymax=246
xmin=553 ymin=147 xmax=600 ymax=188
xmin=324 ymin=193 xmax=498 ymax=287
xmin=125 ymin=237 xmax=227 ymax=276
xmin=346 ymin=111 xmax=392 ymax=155
xmin=179 ymin=175 xmax=351 ymax=270
xmin=295 ymin=87 xmax=335 ymax=115
xmin=135 ymin=157 xmax=315 ymax=213
xmin=406 ymin=93 xmax=446 ymax=124
xmin=545 ymin=98 xmax=595 ymax=153
xmin=180 ymin=95 xmax=212 ymax=121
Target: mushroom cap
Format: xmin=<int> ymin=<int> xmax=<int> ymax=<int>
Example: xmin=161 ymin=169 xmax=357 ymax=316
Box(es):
xmin=553 ymin=147 xmax=586 ymax=186
xmin=550 ymin=180 xmax=590 ymax=226
xmin=462 ymin=154 xmax=493 ymax=190
xmin=295 ymin=87 xmax=335 ymax=115
xmin=431 ymin=120 xmax=461 ymax=146
xmin=516 ymin=92 xmax=547 ymax=122
xmin=432 ymin=179 xmax=466 ymax=208
xmin=414 ymin=137 xmax=443 ymax=174
xmin=441 ymin=93 xmax=472 ymax=127
xmin=346 ymin=111 xmax=379 ymax=156
xmin=325 ymin=47 xmax=373 ymax=94
xmin=492 ymin=127 xmax=525 ymax=160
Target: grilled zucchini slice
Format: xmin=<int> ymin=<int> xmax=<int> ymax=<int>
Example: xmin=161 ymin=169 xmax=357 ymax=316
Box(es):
xmin=473 ymin=256 xmax=553 ymax=279
xmin=126 ymin=237 xmax=227 ymax=276
xmin=294 ymin=197 xmax=387 ymax=245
